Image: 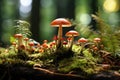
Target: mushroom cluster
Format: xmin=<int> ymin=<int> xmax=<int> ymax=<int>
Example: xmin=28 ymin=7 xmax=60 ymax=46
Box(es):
xmin=51 ymin=18 xmax=71 ymax=49
xmin=11 ymin=18 xmax=105 ymax=57
xmin=65 ymin=30 xmax=79 ymax=49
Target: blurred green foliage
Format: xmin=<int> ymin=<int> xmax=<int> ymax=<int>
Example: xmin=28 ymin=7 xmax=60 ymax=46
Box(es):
xmin=0 ymin=0 xmax=120 ymax=46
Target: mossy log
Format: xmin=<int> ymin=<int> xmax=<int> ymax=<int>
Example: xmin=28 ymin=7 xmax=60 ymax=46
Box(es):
xmin=0 ymin=65 xmax=86 ymax=80
xmin=0 ymin=65 xmax=120 ymax=80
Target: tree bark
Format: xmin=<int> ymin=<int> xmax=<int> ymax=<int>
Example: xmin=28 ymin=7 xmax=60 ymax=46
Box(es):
xmin=0 ymin=0 xmax=3 ymax=45
xmin=90 ymin=0 xmax=98 ymax=30
xmin=30 ymin=0 xmax=41 ymax=42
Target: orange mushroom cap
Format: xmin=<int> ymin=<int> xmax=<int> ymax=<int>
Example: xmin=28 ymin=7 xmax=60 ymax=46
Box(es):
xmin=63 ymin=41 xmax=67 ymax=45
xmin=42 ymin=43 xmax=48 ymax=48
xmin=94 ymin=38 xmax=101 ymax=42
xmin=24 ymin=38 xmax=29 ymax=41
xmin=78 ymin=38 xmax=88 ymax=43
xmin=14 ymin=34 xmax=23 ymax=38
xmin=12 ymin=42 xmax=16 ymax=45
xmin=65 ymin=30 xmax=79 ymax=37
xmin=52 ymin=41 xmax=56 ymax=45
xmin=43 ymin=40 xmax=48 ymax=43
xmin=50 ymin=18 xmax=71 ymax=27
xmin=28 ymin=42 xmax=34 ymax=46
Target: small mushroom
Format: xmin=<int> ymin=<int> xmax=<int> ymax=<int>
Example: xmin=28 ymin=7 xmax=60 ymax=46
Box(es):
xmin=51 ymin=18 xmax=71 ymax=49
xmin=94 ymin=38 xmax=101 ymax=43
xmin=67 ymin=37 xmax=72 ymax=48
xmin=14 ymin=34 xmax=23 ymax=50
xmin=94 ymin=38 xmax=101 ymax=49
xmin=24 ymin=37 xmax=29 ymax=50
xmin=78 ymin=38 xmax=88 ymax=43
xmin=63 ymin=41 xmax=67 ymax=48
xmin=42 ymin=40 xmax=49 ymax=52
xmin=78 ymin=38 xmax=88 ymax=47
xmin=78 ymin=38 xmax=88 ymax=53
xmin=53 ymin=35 xmax=58 ymax=45
xmin=28 ymin=42 xmax=34 ymax=52
xmin=51 ymin=41 xmax=56 ymax=51
xmin=65 ymin=30 xmax=79 ymax=50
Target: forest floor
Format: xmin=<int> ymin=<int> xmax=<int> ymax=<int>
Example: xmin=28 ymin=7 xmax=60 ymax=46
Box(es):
xmin=0 ymin=64 xmax=120 ymax=80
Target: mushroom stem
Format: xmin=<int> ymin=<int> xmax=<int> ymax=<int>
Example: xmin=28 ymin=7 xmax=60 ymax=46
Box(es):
xmin=80 ymin=43 xmax=84 ymax=53
xmin=57 ymin=24 xmax=63 ymax=49
xmin=69 ymin=35 xmax=74 ymax=50
xmin=18 ymin=38 xmax=23 ymax=46
xmin=17 ymin=37 xmax=23 ymax=51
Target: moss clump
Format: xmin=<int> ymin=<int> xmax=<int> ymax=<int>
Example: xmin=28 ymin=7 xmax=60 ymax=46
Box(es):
xmin=52 ymin=48 xmax=74 ymax=67
xmin=57 ymin=50 xmax=100 ymax=76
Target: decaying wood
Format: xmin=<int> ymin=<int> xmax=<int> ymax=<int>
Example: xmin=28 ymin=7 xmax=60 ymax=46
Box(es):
xmin=33 ymin=67 xmax=86 ymax=80
xmin=1 ymin=64 xmax=120 ymax=80
xmin=34 ymin=67 xmax=84 ymax=76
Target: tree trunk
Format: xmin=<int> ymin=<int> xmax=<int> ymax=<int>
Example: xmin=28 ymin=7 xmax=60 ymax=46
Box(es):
xmin=30 ymin=0 xmax=41 ymax=42
xmin=0 ymin=0 xmax=3 ymax=45
xmin=90 ymin=0 xmax=98 ymax=30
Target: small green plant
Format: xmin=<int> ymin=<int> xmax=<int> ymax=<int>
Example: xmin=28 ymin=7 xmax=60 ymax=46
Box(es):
xmin=14 ymin=20 xmax=32 ymax=37
xmin=75 ymin=14 xmax=120 ymax=60
xmin=91 ymin=14 xmax=120 ymax=56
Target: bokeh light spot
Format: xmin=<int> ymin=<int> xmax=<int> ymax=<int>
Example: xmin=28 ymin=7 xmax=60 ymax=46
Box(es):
xmin=103 ymin=0 xmax=119 ymax=12
xmin=20 ymin=0 xmax=32 ymax=7
xmin=79 ymin=13 xmax=91 ymax=25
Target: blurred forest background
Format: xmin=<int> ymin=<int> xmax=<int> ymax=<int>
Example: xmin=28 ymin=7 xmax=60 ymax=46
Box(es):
xmin=0 ymin=0 xmax=120 ymax=47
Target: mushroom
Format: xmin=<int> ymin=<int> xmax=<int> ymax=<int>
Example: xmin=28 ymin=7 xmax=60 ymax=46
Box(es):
xmin=65 ymin=30 xmax=79 ymax=50
xmin=53 ymin=35 xmax=58 ymax=46
xmin=51 ymin=18 xmax=71 ymax=49
xmin=94 ymin=38 xmax=101 ymax=49
xmin=23 ymin=37 xmax=29 ymax=50
xmin=78 ymin=38 xmax=88 ymax=43
xmin=94 ymin=38 xmax=101 ymax=43
xmin=78 ymin=38 xmax=88 ymax=53
xmin=78 ymin=38 xmax=88 ymax=46
xmin=42 ymin=40 xmax=49 ymax=52
xmin=14 ymin=34 xmax=23 ymax=50
xmin=67 ymin=37 xmax=72 ymax=48
xmin=63 ymin=41 xmax=67 ymax=48
xmin=51 ymin=41 xmax=56 ymax=51
xmin=28 ymin=42 xmax=34 ymax=52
